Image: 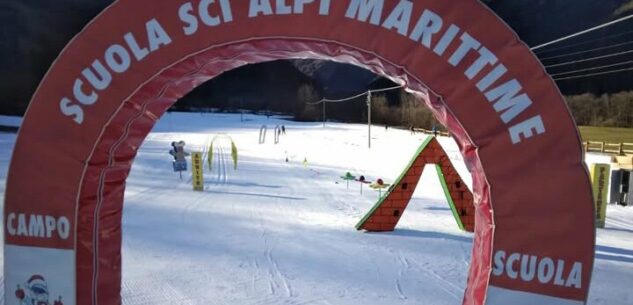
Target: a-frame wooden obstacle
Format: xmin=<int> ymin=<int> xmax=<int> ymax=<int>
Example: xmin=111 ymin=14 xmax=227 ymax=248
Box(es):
xmin=356 ymin=136 xmax=475 ymax=232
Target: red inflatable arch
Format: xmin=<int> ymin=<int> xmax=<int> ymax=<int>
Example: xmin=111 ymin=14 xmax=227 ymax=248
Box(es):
xmin=4 ymin=1 xmax=594 ymax=305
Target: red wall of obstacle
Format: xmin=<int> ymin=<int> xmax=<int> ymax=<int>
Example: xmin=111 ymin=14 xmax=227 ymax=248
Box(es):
xmin=356 ymin=137 xmax=475 ymax=232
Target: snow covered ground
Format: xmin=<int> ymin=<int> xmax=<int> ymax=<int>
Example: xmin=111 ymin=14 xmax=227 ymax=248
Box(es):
xmin=1 ymin=112 xmax=632 ymax=305
xmin=0 ymin=115 xmax=22 ymax=128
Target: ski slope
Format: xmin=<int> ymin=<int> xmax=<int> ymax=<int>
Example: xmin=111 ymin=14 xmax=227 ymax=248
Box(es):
xmin=1 ymin=112 xmax=632 ymax=305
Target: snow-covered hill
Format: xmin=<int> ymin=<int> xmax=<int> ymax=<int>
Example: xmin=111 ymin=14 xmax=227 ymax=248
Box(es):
xmin=1 ymin=112 xmax=631 ymax=304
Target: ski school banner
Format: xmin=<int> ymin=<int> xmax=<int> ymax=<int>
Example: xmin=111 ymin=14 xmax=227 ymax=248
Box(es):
xmin=192 ymin=152 xmax=204 ymax=191
xmin=590 ymin=164 xmax=610 ymax=228
xmin=4 ymin=1 xmax=595 ymax=305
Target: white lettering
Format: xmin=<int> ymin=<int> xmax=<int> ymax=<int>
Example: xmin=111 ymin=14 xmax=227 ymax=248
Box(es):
xmin=17 ymin=214 xmax=28 ymax=236
xmin=319 ymin=0 xmax=331 ymax=15
xmin=554 ymin=259 xmax=566 ymax=286
xmin=448 ymin=33 xmax=481 ymax=67
xmin=492 ymin=250 xmax=505 ymax=276
xmin=28 ymin=214 xmax=45 ymax=238
xmin=179 ymin=2 xmax=199 ymax=35
xmin=105 ymin=44 xmax=131 ymax=73
xmin=294 ymin=0 xmax=314 ymax=13
xmin=146 ymin=19 xmax=172 ymax=52
xmin=73 ymin=78 xmax=97 ymax=106
xmin=465 ymin=46 xmax=497 ymax=80
xmin=61 ymin=18 xmax=171 ymax=125
xmin=6 ymin=213 xmax=16 ymax=235
xmin=409 ymin=9 xmax=442 ymax=48
xmin=566 ymin=262 xmax=582 ymax=288
xmin=60 ymin=98 xmax=84 ymax=124
xmin=506 ymin=253 xmax=520 ymax=279
xmin=45 ymin=215 xmax=56 ymax=238
xmin=477 ymin=64 xmax=507 ymax=92
xmin=200 ymin=0 xmax=221 ymax=26
xmin=492 ymin=250 xmax=583 ymax=289
xmin=82 ymin=59 xmax=112 ymax=90
xmin=520 ymin=255 xmax=537 ymax=281
xmin=124 ymin=32 xmax=149 ymax=61
xmin=181 ymin=0 xmax=233 ymax=34
xmin=509 ymin=115 xmax=546 ymax=144
xmin=5 ymin=213 xmax=71 ymax=240
xmin=382 ymin=0 xmax=412 ymax=36
xmin=485 ymin=79 xmax=532 ymax=123
xmin=249 ymin=0 xmax=273 ymax=17
xmin=345 ymin=0 xmax=384 ymax=25
xmin=276 ymin=0 xmax=292 ymax=14
xmin=433 ymin=24 xmax=460 ymax=56
xmin=57 ymin=217 xmax=71 ymax=240
xmin=219 ymin=0 xmax=233 ymax=22
xmin=537 ymin=257 xmax=555 ymax=284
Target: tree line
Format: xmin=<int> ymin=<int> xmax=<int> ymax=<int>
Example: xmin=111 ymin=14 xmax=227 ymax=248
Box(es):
xmin=565 ymin=91 xmax=633 ymax=128
xmin=296 ymin=86 xmax=633 ymax=130
xmin=2 ymin=83 xmax=632 ymax=130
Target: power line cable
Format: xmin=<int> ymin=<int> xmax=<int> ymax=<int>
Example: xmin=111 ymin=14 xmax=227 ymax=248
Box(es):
xmin=544 ymin=49 xmax=633 ymax=69
xmin=322 ymin=85 xmax=403 ymax=102
xmin=549 ymin=60 xmax=633 ymax=77
xmin=305 ymin=85 xmax=403 ymax=105
xmin=539 ymin=40 xmax=633 ymax=61
xmin=305 ymin=92 xmax=365 ymax=105
xmin=367 ymin=84 xmax=404 ymax=94
xmin=553 ymin=66 xmax=633 ymax=81
xmin=305 ymin=99 xmax=324 ymax=105
xmin=531 ymin=14 xmax=633 ymax=51
xmin=534 ymin=30 xmax=633 ymax=55
xmin=322 ymin=91 xmax=371 ymax=103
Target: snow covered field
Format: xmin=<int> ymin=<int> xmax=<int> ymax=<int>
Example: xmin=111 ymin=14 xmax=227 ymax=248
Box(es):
xmin=1 ymin=112 xmax=632 ymax=305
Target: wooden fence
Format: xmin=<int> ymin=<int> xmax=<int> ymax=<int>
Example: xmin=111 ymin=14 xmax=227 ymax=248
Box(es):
xmin=584 ymin=141 xmax=633 ymax=155
xmin=413 ymin=128 xmax=451 ymax=137
xmin=402 ymin=130 xmax=631 ymax=155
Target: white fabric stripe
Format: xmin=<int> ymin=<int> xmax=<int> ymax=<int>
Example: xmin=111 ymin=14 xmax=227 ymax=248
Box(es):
xmin=486 ymin=286 xmax=585 ymax=305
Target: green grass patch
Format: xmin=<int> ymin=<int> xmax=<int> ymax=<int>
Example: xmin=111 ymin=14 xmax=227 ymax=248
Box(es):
xmin=578 ymin=126 xmax=633 ymax=143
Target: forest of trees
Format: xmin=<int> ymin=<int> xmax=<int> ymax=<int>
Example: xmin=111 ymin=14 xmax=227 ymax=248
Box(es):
xmin=177 ymin=77 xmax=633 ymax=130
xmin=566 ymin=91 xmax=633 ymax=128
xmin=292 ymin=82 xmax=633 ymax=129
xmin=304 ymin=89 xmax=633 ymax=130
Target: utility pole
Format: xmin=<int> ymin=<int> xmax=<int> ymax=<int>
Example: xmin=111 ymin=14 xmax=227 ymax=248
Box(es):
xmin=323 ymin=100 xmax=326 ymax=127
xmin=367 ymin=91 xmax=372 ymax=149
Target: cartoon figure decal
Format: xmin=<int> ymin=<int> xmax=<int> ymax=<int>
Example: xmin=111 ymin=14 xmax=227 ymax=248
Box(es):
xmin=15 ymin=274 xmax=63 ymax=305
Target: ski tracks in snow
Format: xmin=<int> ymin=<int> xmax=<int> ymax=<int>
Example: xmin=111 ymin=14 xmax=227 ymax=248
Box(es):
xmin=607 ymin=212 xmax=633 ymax=231
xmin=243 ymin=197 xmax=310 ymax=305
xmin=0 ymin=276 xmax=4 ymax=303
xmin=214 ymin=145 xmax=228 ymax=185
xmin=179 ymin=191 xmax=210 ymax=224
xmin=410 ymin=258 xmax=462 ymax=301
xmin=122 ymin=274 xmax=199 ymax=305
xmin=264 ymin=239 xmax=294 ymax=298
xmin=259 ymin=200 xmax=295 ymax=300
xmin=395 ymin=251 xmax=410 ymax=300
xmin=389 ymin=248 xmax=463 ymax=302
